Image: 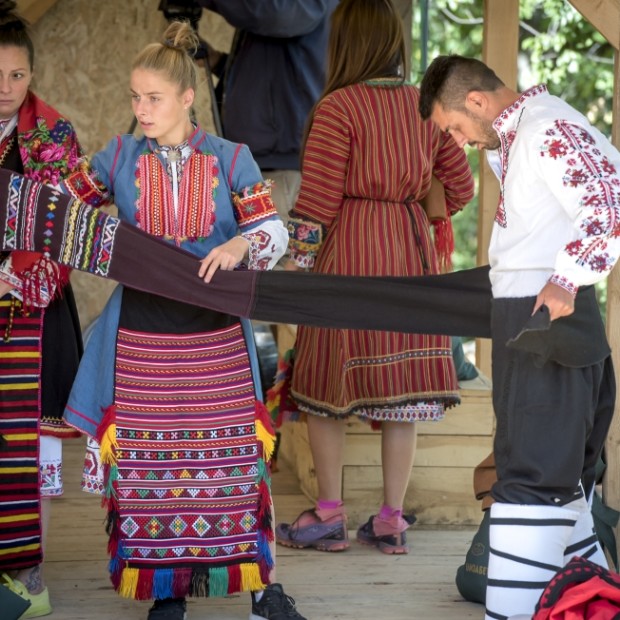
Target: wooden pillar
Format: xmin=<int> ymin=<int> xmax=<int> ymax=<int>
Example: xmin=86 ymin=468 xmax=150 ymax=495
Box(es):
xmin=476 ymin=0 xmax=519 ymax=375
xmin=604 ymin=50 xmax=620 ymax=565
xmin=567 ymin=0 xmax=620 ymax=566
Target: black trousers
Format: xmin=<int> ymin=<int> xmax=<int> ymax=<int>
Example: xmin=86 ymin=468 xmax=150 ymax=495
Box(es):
xmin=490 ymin=288 xmax=616 ymax=505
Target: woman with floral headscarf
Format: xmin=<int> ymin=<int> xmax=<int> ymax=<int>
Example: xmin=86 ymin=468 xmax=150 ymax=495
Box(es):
xmin=0 ymin=2 xmax=84 ymax=618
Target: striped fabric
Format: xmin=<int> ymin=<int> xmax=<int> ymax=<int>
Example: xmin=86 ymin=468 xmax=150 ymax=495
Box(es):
xmin=104 ymin=323 xmax=273 ymax=600
xmin=135 ymin=152 xmax=216 ymax=246
xmin=290 ymin=81 xmax=475 ymax=420
xmin=485 ymin=502 xmax=579 ymax=620
xmin=0 ymin=300 xmax=43 ymax=570
xmin=0 ymin=170 xmax=494 ymax=343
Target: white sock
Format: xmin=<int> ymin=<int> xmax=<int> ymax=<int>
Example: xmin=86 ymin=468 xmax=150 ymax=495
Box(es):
xmin=485 ymin=502 xmax=578 ymax=620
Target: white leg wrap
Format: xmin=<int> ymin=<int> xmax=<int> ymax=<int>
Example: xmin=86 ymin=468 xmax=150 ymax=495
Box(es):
xmin=484 ymin=502 xmax=578 ymax=620
xmin=563 ymin=495 xmax=608 ymax=568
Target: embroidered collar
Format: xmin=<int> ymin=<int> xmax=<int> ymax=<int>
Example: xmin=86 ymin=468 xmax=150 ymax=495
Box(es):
xmin=146 ymin=123 xmax=206 ymax=154
xmin=0 ymin=115 xmax=17 ymax=143
xmin=363 ymin=77 xmax=406 ymax=88
xmin=493 ymin=84 xmax=548 ymax=133
xmin=158 ymin=141 xmax=192 ymax=165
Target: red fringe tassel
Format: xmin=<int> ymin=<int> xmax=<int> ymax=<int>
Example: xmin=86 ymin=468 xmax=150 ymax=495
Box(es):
xmin=257 ymin=480 xmax=273 ymax=537
xmin=432 ymin=219 xmax=454 ymax=273
xmin=136 ymin=569 xmax=154 ymax=600
xmin=227 ymin=564 xmax=242 ymax=595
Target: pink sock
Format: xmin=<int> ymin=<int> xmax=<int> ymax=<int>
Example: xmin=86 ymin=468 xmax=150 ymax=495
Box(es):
xmin=378 ymin=504 xmax=402 ymax=520
xmin=317 ymin=499 xmax=343 ymax=511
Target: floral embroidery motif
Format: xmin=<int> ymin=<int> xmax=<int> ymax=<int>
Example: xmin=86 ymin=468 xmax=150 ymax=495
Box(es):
xmin=242 ymin=229 xmax=273 ymax=270
xmin=496 ymin=128 xmax=518 ymax=228
xmin=494 ymin=84 xmax=547 ymax=132
xmin=540 ymin=120 xmax=620 ymax=275
xmin=287 ymin=216 xmax=324 ymax=268
xmin=548 ymin=274 xmax=578 ymax=298
xmin=232 ymin=180 xmax=278 ymax=230
xmin=19 ymin=116 xmax=80 ymax=186
xmin=494 ymin=86 xmax=547 ymax=228
xmin=63 ymin=162 xmax=108 ymax=207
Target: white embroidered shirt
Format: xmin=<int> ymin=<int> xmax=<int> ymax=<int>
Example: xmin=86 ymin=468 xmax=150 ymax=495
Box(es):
xmin=487 ymin=85 xmax=620 ymax=299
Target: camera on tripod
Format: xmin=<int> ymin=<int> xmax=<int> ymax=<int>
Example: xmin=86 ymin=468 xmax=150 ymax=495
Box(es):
xmin=157 ymin=0 xmax=203 ymax=31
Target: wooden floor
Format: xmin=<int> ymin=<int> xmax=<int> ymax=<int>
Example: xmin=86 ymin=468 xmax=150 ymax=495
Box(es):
xmin=44 ymin=438 xmax=484 ymax=620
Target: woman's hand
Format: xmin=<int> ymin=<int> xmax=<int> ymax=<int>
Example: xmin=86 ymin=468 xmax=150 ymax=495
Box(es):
xmin=0 ymin=280 xmax=14 ymax=299
xmin=283 ymin=259 xmax=302 ymax=271
xmin=198 ymin=236 xmax=250 ymax=283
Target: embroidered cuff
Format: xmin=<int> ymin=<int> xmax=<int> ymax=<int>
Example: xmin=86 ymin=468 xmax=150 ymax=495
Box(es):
xmin=0 ymin=255 xmax=21 ymax=291
xmin=288 ymin=249 xmax=316 ymax=270
xmin=241 ymin=230 xmax=276 ymax=271
xmin=62 ymin=166 xmax=108 ymax=207
xmin=0 ymin=254 xmax=55 ymax=307
xmin=287 ymin=217 xmax=324 ymax=268
xmin=548 ymin=273 xmax=578 ymax=298
xmin=233 ymin=180 xmax=279 ymax=230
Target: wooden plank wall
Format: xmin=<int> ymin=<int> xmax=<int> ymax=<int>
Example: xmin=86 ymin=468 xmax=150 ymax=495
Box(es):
xmin=279 ymin=391 xmax=494 ymax=526
xmin=277 ymin=325 xmax=494 ymax=526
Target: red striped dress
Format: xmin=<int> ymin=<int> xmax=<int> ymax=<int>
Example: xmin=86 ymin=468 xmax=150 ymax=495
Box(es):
xmin=288 ymin=80 xmax=475 ymax=422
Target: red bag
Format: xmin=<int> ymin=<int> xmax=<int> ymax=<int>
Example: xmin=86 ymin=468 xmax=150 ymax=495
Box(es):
xmin=533 ymin=556 xmax=620 ymax=620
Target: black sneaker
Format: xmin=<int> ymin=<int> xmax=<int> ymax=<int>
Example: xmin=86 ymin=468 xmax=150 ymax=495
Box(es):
xmin=250 ymin=583 xmax=307 ymax=620
xmin=147 ymin=597 xmax=187 ymax=620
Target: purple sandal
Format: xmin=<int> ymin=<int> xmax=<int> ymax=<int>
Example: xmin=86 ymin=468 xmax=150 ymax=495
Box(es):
xmin=276 ymin=508 xmax=349 ymax=551
xmin=356 ymin=513 xmax=417 ymax=554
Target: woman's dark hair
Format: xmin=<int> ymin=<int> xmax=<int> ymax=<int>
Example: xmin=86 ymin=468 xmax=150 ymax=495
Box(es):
xmin=0 ymin=1 xmax=34 ymax=70
xmin=302 ymin=0 xmax=406 ymax=153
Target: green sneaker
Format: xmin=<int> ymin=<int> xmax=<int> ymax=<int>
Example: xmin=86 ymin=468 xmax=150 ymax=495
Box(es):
xmin=1 ymin=573 xmax=52 ymax=618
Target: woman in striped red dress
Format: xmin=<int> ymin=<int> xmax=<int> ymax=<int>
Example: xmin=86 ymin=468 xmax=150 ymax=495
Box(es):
xmin=275 ymin=0 xmax=475 ymax=554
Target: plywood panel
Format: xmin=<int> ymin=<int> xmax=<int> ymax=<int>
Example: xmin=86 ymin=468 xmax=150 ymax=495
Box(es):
xmin=16 ymin=0 xmax=59 ymax=23
xmin=45 ymin=436 xmax=484 ymax=619
xmin=341 ymin=434 xmax=491 ymax=468
xmin=278 ymin=403 xmax=492 ymax=525
xmin=343 ymin=465 xmax=482 ymax=525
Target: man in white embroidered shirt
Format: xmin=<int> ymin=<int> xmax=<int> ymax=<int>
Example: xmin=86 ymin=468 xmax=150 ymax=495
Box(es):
xmin=419 ymin=55 xmax=620 ymax=620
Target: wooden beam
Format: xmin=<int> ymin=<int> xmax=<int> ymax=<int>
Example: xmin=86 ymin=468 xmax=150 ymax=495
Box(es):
xmin=393 ymin=0 xmax=413 ymax=77
xmin=16 ymin=0 xmax=59 ymax=24
xmin=476 ymin=0 xmax=519 ymax=374
xmin=568 ymin=0 xmax=620 ymax=50
xmin=604 ymin=49 xmax=620 ymax=567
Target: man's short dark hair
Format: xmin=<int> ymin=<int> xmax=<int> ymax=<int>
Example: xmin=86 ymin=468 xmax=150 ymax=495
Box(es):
xmin=419 ymin=55 xmax=504 ymax=119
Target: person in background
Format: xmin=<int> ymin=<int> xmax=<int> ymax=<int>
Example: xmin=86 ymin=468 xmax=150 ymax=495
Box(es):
xmin=61 ymin=20 xmax=305 ymax=620
xmin=419 ymin=54 xmax=618 ymax=620
xmin=452 ymin=337 xmax=492 ymax=390
xmin=197 ymin=0 xmax=338 ymax=222
xmin=0 ymin=2 xmax=83 ymax=617
xmin=275 ymin=0 xmax=474 ymax=556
